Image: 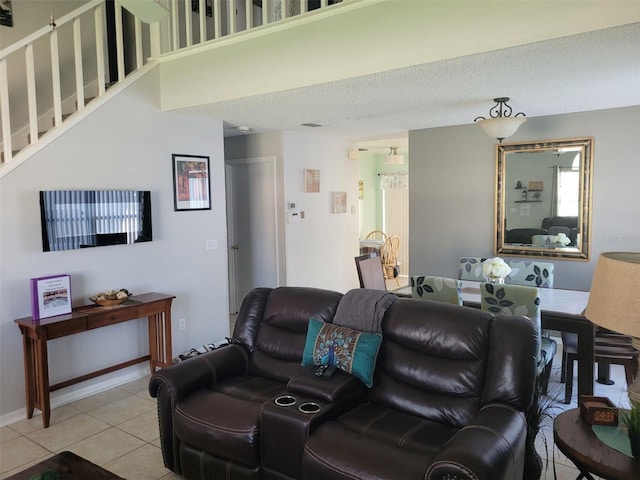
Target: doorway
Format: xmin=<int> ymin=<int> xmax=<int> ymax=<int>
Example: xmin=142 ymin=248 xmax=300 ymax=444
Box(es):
xmin=357 ymin=138 xmax=409 ymax=287
xmin=225 ymin=157 xmax=279 ymax=313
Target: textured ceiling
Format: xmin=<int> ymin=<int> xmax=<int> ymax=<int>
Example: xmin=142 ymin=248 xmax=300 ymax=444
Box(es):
xmin=178 ymin=21 xmax=640 ymax=148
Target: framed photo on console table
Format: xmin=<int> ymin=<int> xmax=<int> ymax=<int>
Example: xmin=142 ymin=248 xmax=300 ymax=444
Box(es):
xmin=172 ymin=154 xmax=211 ymax=211
xmin=30 ymin=274 xmax=72 ymax=320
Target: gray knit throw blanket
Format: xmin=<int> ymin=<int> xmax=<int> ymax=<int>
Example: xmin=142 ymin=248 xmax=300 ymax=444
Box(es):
xmin=333 ymin=289 xmax=396 ymax=334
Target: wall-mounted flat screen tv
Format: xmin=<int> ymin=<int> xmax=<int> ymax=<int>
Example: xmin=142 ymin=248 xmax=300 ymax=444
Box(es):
xmin=39 ymin=190 xmax=152 ymax=252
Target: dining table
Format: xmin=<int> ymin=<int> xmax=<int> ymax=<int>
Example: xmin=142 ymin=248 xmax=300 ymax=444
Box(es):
xmin=393 ymin=280 xmax=594 ymax=399
xmin=359 ymin=239 xmax=384 ymax=256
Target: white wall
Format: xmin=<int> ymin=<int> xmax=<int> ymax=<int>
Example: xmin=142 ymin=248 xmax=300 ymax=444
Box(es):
xmin=282 ymin=131 xmax=359 ymax=293
xmin=0 ymin=67 xmax=230 ymax=422
xmin=408 ymin=106 xmax=640 ymax=291
xmin=225 ymin=130 xmax=361 ymax=294
xmin=224 ymin=132 xmax=287 ymax=287
xmin=357 ymin=151 xmax=380 ymax=238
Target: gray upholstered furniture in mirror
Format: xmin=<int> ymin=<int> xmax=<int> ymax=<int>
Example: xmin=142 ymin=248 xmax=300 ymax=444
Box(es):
xmin=495 ymin=137 xmax=593 ymax=260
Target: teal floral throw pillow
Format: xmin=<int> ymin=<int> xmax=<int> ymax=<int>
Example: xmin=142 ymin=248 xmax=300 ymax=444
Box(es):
xmin=302 ymin=318 xmax=382 ymax=388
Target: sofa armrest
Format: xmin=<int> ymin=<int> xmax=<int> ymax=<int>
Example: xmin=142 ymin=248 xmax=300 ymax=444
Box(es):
xmin=148 ymin=344 xmax=249 ymax=473
xmin=287 ymin=367 xmax=366 ymax=402
xmin=149 ymin=344 xmax=248 ymax=400
xmin=425 ymin=403 xmax=527 ymax=480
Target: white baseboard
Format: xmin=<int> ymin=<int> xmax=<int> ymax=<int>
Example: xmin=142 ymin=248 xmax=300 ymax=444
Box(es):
xmin=0 ymin=365 xmax=149 ymax=428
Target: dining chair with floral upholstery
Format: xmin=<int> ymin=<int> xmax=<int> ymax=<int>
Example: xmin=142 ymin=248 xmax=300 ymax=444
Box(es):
xmin=507 ymin=261 xmax=555 ymax=288
xmin=480 ymin=282 xmax=556 ymax=394
xmin=457 ymin=257 xmax=488 ymax=281
xmin=410 ymin=276 xmax=463 ymax=306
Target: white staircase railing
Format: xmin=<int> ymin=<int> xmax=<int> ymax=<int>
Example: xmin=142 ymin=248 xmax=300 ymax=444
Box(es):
xmin=0 ymin=0 xmax=345 ymax=167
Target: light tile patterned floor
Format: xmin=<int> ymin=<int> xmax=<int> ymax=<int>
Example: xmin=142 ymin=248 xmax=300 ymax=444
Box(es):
xmin=0 ymin=338 xmax=631 ymax=479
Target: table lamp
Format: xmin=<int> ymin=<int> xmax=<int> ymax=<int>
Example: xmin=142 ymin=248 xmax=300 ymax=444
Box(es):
xmin=584 ymin=252 xmax=640 ymax=404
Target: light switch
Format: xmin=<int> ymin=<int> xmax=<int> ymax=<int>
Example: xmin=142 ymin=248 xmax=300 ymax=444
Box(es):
xmin=206 ymin=239 xmax=218 ymax=250
xmin=288 ymin=212 xmax=301 ymax=224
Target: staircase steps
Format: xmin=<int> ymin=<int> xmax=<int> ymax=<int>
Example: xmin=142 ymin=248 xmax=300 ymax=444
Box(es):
xmin=4 ymin=89 xmax=107 ymax=165
xmin=28 ymin=131 xmax=48 ymax=143
xmin=76 ymin=97 xmax=97 ymax=109
xmin=0 ymin=150 xmax=20 ymax=163
xmin=26 ymin=101 xmax=94 ymax=143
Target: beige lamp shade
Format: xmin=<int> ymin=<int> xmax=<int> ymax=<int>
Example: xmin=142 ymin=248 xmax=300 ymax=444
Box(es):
xmin=585 ymin=252 xmax=640 ymax=337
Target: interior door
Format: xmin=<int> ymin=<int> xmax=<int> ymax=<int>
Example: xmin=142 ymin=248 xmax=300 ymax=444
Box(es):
xmin=226 ymin=157 xmax=278 ymax=313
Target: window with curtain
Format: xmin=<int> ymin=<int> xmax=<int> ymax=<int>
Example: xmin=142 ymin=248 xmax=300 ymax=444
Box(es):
xmin=379 ymin=172 xmax=409 ymax=276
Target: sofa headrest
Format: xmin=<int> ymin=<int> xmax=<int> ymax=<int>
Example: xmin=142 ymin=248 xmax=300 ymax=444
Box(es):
xmin=333 ymin=288 xmax=396 ymax=334
xmin=233 ymin=287 xmax=343 ymax=352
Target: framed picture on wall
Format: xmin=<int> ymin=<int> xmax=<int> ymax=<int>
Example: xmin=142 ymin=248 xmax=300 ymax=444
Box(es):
xmin=0 ymin=0 xmax=14 ymax=27
xmin=172 ymin=154 xmax=211 ymax=211
xmin=332 ymin=192 xmax=347 ymax=213
xmin=30 ymin=274 xmax=72 ymax=320
xmin=304 ymin=169 xmax=320 ymax=193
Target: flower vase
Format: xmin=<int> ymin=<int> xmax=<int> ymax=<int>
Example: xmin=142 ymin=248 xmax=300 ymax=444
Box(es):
xmin=488 ymin=276 xmax=505 ymax=284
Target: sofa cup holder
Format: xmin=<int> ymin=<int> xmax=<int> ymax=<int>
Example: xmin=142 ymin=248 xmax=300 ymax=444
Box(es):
xmin=298 ymin=402 xmax=321 ymax=414
xmin=274 ymin=395 xmax=297 ymax=407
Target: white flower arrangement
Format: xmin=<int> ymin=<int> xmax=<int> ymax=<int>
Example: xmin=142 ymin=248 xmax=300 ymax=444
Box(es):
xmin=554 ymin=232 xmax=571 ymax=246
xmin=482 ymin=257 xmax=512 ymax=279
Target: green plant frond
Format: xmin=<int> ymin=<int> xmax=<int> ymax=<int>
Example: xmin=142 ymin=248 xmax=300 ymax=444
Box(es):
xmin=621 ymin=401 xmax=640 ymax=436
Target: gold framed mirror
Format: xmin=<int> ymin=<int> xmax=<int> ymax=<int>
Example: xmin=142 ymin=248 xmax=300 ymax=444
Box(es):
xmin=495 ymin=137 xmax=593 ymax=260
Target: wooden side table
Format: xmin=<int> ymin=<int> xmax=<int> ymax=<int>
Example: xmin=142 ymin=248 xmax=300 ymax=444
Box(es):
xmin=15 ymin=292 xmax=174 ymax=428
xmin=553 ymin=409 xmax=640 ymax=480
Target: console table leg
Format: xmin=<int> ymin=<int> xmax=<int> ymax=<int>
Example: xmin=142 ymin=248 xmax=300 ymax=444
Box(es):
xmin=148 ymin=305 xmax=172 ymax=372
xmin=20 ymin=332 xmax=36 ymax=419
xmin=35 ymin=337 xmax=51 ymax=428
xmin=148 ymin=315 xmax=157 ymax=373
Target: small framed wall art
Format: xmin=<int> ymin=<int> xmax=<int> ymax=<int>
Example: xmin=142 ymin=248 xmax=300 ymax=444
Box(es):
xmin=304 ymin=169 xmax=320 ymax=193
xmin=172 ymin=154 xmax=211 ymax=211
xmin=332 ymin=192 xmax=347 ymax=213
xmin=30 ymin=274 xmax=72 ymax=320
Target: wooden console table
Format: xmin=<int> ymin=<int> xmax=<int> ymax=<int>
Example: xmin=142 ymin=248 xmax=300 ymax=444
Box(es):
xmin=14 ymin=292 xmax=174 ymax=428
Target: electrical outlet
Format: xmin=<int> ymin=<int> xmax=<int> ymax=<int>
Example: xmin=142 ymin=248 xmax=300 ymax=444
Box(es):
xmin=179 ymin=318 xmax=186 ymax=331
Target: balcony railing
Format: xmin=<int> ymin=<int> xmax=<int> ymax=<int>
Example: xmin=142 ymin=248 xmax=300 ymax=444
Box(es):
xmin=0 ymin=0 xmax=345 ymax=167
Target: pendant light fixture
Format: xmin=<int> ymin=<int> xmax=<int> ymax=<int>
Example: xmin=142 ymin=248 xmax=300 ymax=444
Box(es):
xmin=474 ymin=97 xmax=527 ymax=142
xmin=384 ymin=146 xmax=404 ymax=165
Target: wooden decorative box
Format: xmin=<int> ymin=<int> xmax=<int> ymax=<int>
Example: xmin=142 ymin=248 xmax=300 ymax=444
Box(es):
xmin=579 ymin=396 xmax=618 ymax=426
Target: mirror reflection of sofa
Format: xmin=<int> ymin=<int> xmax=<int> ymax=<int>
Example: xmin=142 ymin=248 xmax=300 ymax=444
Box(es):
xmin=541 ymin=216 xmax=578 ymax=245
xmin=505 ymin=228 xmax=548 ymax=244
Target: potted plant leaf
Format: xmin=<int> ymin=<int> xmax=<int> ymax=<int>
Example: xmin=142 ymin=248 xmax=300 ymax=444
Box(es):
xmin=523 ymin=379 xmax=560 ymax=480
xmin=621 ymin=401 xmax=640 ymax=460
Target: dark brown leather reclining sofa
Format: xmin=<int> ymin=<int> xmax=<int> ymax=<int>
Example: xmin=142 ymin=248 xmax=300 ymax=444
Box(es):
xmin=150 ymin=286 xmax=537 ymax=480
